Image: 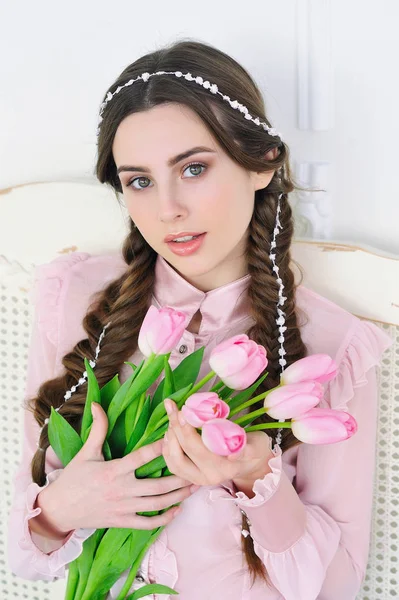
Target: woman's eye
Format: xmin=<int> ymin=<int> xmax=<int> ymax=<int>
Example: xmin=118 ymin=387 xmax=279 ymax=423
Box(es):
xmin=126 ymin=162 xmax=207 ymax=191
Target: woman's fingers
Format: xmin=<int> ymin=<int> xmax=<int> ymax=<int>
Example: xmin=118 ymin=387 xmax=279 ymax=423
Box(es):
xmin=130 ymin=481 xmax=196 ymax=513
xmin=163 ymin=425 xmax=203 ymax=483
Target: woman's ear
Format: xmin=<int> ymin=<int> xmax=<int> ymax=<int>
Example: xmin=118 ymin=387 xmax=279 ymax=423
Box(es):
xmin=252 ymin=147 xmax=280 ymax=191
xmin=265 ymin=147 xmax=279 ymax=161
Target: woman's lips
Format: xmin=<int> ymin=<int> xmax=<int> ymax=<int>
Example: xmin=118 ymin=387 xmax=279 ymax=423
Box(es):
xmin=166 ymin=232 xmax=207 ymax=256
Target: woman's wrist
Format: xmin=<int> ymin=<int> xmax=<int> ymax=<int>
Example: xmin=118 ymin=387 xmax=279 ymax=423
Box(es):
xmin=29 ymin=488 xmax=73 ymax=540
xmin=233 ymin=464 xmax=272 ymax=498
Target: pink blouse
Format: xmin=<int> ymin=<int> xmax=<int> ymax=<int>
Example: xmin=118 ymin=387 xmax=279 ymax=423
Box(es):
xmin=7 ymin=251 xmax=394 ymax=600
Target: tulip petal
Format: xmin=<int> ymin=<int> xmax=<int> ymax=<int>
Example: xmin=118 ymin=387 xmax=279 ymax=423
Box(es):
xmin=138 ymin=305 xmax=189 ymax=357
xmin=281 ymin=354 xmax=338 ymax=385
xmin=202 ymin=418 xmax=247 ymax=456
xmin=291 ymin=408 xmax=358 ymax=444
xmin=266 ymin=393 xmax=321 ymax=420
xmin=209 ymin=335 xmax=268 ymax=390
xmin=181 ymin=393 xmax=230 ymax=427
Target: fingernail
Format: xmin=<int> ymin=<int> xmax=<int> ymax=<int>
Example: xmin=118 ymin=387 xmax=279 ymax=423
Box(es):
xmin=164 ymin=431 xmax=169 ymax=443
xmin=164 ymin=399 xmax=173 ymax=415
xmin=190 ymin=484 xmax=200 ymax=493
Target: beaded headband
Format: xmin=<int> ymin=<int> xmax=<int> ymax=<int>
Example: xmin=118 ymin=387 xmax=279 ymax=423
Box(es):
xmin=96 ymin=70 xmax=283 ymax=139
xmin=37 ymin=71 xmax=287 ymax=457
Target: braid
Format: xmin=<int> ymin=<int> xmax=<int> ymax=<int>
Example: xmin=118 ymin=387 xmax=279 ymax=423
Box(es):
xmin=28 ymin=222 xmax=157 ymax=486
xmin=241 ymin=190 xmax=309 ymax=588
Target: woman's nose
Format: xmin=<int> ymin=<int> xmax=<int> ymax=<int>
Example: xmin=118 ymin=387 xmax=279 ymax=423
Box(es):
xmin=158 ymin=191 xmax=189 ymax=223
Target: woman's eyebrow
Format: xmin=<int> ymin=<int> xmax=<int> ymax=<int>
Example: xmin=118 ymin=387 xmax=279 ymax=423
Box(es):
xmin=117 ymin=146 xmax=216 ymax=175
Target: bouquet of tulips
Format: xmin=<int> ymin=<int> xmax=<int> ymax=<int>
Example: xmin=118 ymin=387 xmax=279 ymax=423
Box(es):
xmin=47 ymin=305 xmax=357 ymax=600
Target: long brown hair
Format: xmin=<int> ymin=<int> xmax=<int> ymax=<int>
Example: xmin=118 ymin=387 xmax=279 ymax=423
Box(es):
xmin=28 ymin=38 xmax=315 ymax=589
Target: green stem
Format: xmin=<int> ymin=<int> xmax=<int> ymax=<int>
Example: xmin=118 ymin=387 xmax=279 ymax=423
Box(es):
xmin=245 ymin=422 xmax=292 ymax=432
xmin=229 ymin=385 xmax=281 ymax=417
xmin=232 ymin=406 xmax=266 ymax=425
xmin=187 ymin=370 xmax=216 ymax=395
xmin=209 ymin=380 xmax=224 ymax=393
xmin=64 ymin=560 xmax=79 ymax=599
xmin=115 ymin=528 xmax=164 ymax=600
xmin=140 ymin=353 xmax=156 ymax=373
xmin=132 ymin=391 xmax=146 ymax=429
xmin=145 ymin=372 xmax=217 ymax=435
xmin=135 ymin=371 xmax=221 ymax=447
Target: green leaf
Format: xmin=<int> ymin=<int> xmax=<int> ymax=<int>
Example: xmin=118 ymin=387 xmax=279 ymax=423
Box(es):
xmin=103 ymin=438 xmax=112 ymax=460
xmin=144 ymin=384 xmax=192 ymax=440
xmin=151 ymin=346 xmax=204 ymax=410
xmin=64 ymin=558 xmax=79 ymax=599
xmin=106 ymin=360 xmax=145 ymax=436
xmin=228 ymin=371 xmax=269 ymax=411
xmin=125 ymin=361 xmax=139 ymax=371
xmin=218 ymin=385 xmax=235 ymax=400
xmin=124 ymin=400 xmax=139 ymax=442
xmin=107 ymin=356 xmax=166 ymax=434
xmin=80 ymin=357 xmax=102 ymax=443
xmin=135 ymin=422 xmax=168 ymax=449
xmin=173 ymin=345 xmax=204 ymax=388
xmin=125 ymin=395 xmax=152 ymax=454
xmin=112 ymin=528 xmax=164 ymax=599
xmin=135 ymin=454 xmax=167 ymax=479
xmin=48 ymin=407 xmax=83 ymax=466
xmin=108 ymin=411 xmax=127 ymax=459
xmin=80 ymin=529 xmax=133 ymax=598
xmin=82 ymin=530 xmax=154 ymax=599
xmin=126 ymin=583 xmax=179 ymax=599
xmin=100 ymin=374 xmax=121 ymax=413
xmin=148 ymin=468 xmax=163 ymax=478
xmin=73 ymin=528 xmax=106 ymax=599
xmin=162 ymin=355 xmax=176 ymax=400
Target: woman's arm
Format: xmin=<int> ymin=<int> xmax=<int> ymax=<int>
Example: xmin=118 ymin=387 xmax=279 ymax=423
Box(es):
xmin=7 ymin=257 xmax=95 ymax=580
xmin=220 ymin=320 xmax=393 ymax=600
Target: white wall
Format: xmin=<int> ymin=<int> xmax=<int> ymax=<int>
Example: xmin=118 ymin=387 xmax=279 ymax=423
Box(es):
xmin=0 ymin=0 xmax=398 ymax=254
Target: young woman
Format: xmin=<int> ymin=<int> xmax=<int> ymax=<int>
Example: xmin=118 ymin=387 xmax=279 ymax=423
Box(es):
xmin=7 ymin=39 xmax=393 ymax=599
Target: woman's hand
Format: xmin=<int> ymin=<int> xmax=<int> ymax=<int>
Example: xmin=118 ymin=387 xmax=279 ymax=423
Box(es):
xmin=162 ymin=399 xmax=274 ymax=487
xmin=32 ymin=403 xmax=197 ymax=536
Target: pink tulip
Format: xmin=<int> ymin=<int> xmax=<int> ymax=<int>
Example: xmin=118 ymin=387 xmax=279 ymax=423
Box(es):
xmin=181 ymin=393 xmax=230 ymax=427
xmin=209 ymin=334 xmax=268 ymax=390
xmin=264 ymin=381 xmax=324 ymax=419
xmin=291 ymin=407 xmax=358 ymax=444
xmin=138 ymin=305 xmax=189 ymax=357
xmin=280 ymin=354 xmax=338 ymax=385
xmin=201 ymin=418 xmax=247 ymax=456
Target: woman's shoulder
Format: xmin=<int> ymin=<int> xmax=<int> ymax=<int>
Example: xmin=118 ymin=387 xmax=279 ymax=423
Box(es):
xmin=295 ymin=283 xmax=393 ymax=410
xmin=295 ymin=283 xmax=359 ymax=356
xmin=32 ymin=251 xmax=126 ymax=288
xmin=295 ymin=282 xmax=392 ymax=359
xmin=31 ymin=251 xmax=127 ymax=347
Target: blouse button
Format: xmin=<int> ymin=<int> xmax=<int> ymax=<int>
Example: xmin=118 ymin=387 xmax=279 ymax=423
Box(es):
xmin=179 ymin=344 xmax=188 ymax=354
xmin=136 ymin=575 xmax=145 ymax=582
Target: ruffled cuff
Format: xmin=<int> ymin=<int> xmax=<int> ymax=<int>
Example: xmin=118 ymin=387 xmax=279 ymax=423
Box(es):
xmin=222 ymin=445 xmax=306 ymax=552
xmin=234 ymin=444 xmax=283 ymax=507
xmin=255 ymin=505 xmax=342 ymax=600
xmin=20 ymin=469 xmax=96 ymax=577
xmin=323 ymin=320 xmax=393 ymax=411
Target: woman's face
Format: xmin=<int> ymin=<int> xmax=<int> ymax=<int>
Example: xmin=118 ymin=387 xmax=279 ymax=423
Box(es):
xmin=112 ymin=103 xmax=276 ymax=292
